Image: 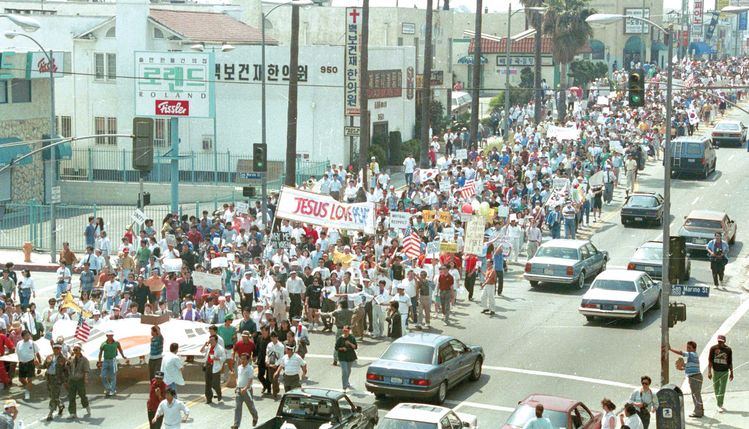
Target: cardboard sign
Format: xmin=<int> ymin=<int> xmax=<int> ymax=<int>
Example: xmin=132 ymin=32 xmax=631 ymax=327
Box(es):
xmin=439 ymin=179 xmax=451 ymax=193
xmin=422 ymin=210 xmax=436 ymax=223
xmin=389 ymin=211 xmax=412 ymax=229
xmin=270 ymin=231 xmax=291 ymax=250
xmin=192 ymin=271 xmax=223 ymax=290
xmin=162 ymin=258 xmax=183 ymax=273
xmin=235 ymin=201 xmax=250 ymax=214
xmin=131 ymin=208 xmax=146 ymax=226
xmin=439 ymin=242 xmax=458 ymax=253
xmin=460 ymin=213 xmax=473 ymax=223
xmin=464 ymin=217 xmax=485 ymax=255
xmin=455 ymin=149 xmax=468 ymax=160
xmin=437 ymin=211 xmax=452 ymax=224
xmin=552 ymin=178 xmax=570 ymax=191
xmin=426 ymin=240 xmax=441 ymax=256
xmin=210 ymin=257 xmax=229 ymax=269
xmin=485 ymin=208 xmax=495 ymax=221
xmin=496 ymin=206 xmax=510 ymax=218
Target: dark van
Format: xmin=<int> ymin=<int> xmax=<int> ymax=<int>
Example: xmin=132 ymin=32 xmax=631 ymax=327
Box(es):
xmin=670 ymin=135 xmax=717 ymax=179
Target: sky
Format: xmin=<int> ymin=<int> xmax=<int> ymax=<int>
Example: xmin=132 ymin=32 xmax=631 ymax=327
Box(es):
xmin=330 ymin=0 xmax=718 ymax=14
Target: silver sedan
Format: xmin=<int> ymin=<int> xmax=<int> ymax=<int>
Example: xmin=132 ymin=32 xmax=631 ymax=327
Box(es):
xmin=578 ymin=270 xmax=662 ymax=323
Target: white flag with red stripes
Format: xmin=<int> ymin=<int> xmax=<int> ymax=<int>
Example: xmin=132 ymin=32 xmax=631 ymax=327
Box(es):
xmin=74 ymin=320 xmax=91 ymax=342
xmin=402 ymin=232 xmax=423 ymax=260
xmin=459 ymin=180 xmax=476 ymax=199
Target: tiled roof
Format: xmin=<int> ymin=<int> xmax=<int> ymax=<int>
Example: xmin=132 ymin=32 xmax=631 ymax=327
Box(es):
xmin=149 ymin=9 xmax=276 ymax=45
xmin=468 ymin=36 xmax=591 ymax=55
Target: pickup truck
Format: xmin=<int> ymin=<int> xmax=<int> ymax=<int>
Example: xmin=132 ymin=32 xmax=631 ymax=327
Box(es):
xmin=255 ymin=388 xmax=379 ymax=429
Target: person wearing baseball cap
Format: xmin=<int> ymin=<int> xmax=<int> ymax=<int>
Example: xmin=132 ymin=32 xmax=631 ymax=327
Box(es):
xmin=1 ymin=400 xmax=19 ymax=426
xmin=708 ymin=335 xmax=734 ymax=412
xmin=98 ymin=331 xmax=125 ymax=397
xmin=42 ymin=342 xmax=68 ymax=421
xmin=67 ymin=343 xmax=91 ymax=418
xmin=147 ymin=370 xmax=168 ymax=428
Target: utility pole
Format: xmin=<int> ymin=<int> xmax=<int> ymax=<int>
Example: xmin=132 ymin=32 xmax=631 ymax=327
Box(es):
xmin=419 ymin=0 xmax=434 ymax=168
xmin=359 ymin=0 xmax=371 ymax=185
xmin=285 ymin=4 xmax=300 ymax=186
xmin=469 ymin=0 xmax=483 ymax=147
xmin=532 ymin=9 xmax=543 ymax=124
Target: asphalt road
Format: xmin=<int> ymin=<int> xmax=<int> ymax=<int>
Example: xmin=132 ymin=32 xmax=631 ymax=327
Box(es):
xmin=9 ymin=113 xmax=749 ymax=429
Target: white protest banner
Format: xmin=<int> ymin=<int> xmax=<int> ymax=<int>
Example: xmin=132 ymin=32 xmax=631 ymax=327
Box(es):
xmin=596 ymin=115 xmax=608 ymax=125
xmin=455 ymin=149 xmax=468 ymax=160
xmin=552 ymin=178 xmax=570 ymax=191
xmin=464 ymin=216 xmax=485 ymax=255
xmin=276 ymin=186 xmax=376 ymax=234
xmin=496 ymin=206 xmax=510 ymax=219
xmin=439 ymin=179 xmax=451 ymax=193
xmin=192 ymin=271 xmax=223 ymax=290
xmin=131 ymin=208 xmax=146 ymax=226
xmin=546 ymin=125 xmax=581 ymax=141
xmin=460 ymin=213 xmax=473 ymax=223
xmin=210 ymin=257 xmax=229 ymax=269
xmin=426 ymin=240 xmax=441 ymax=256
xmin=609 ymin=140 xmax=625 ymax=154
xmin=442 ymin=227 xmax=455 ymax=237
xmin=162 ymin=258 xmax=183 ymax=273
xmin=235 ymin=201 xmax=250 ymax=214
xmin=596 ymin=95 xmax=609 ymax=106
xmin=389 ymin=211 xmax=412 ymax=229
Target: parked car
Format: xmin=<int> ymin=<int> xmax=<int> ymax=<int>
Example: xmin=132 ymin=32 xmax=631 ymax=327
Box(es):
xmin=254 ymin=388 xmax=378 ymax=429
xmin=670 ymin=135 xmax=717 ymax=179
xmin=678 ymin=209 xmax=737 ymax=254
xmin=621 ymin=192 xmax=664 ymax=226
xmin=711 ymin=120 xmax=747 ymax=147
xmin=365 ymin=333 xmax=484 ymax=404
xmin=502 ymin=394 xmax=602 ymax=429
xmin=378 ymin=403 xmax=478 ymax=429
xmin=627 ymin=240 xmax=691 ymax=281
xmin=523 ymin=239 xmax=608 ymax=289
xmin=578 ymin=269 xmax=661 ymax=323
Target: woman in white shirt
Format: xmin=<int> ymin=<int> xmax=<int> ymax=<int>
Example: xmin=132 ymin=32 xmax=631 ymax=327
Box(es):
xmin=17 ymin=269 xmax=35 ymax=307
xmin=620 ymin=403 xmax=643 ymax=429
xmin=600 ymin=398 xmax=616 ymax=429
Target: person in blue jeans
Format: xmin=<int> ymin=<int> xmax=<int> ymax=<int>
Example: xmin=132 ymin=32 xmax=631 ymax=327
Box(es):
xmin=335 ymin=325 xmax=358 ymax=391
xmin=548 ymin=205 xmax=562 ymax=239
xmin=97 ymin=332 xmax=126 ymax=397
xmin=669 ymin=341 xmax=703 ymax=418
xmin=563 ymin=202 xmax=577 ymax=240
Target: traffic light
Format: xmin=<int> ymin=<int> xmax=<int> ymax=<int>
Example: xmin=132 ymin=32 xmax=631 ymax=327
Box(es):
xmin=628 ymin=70 xmax=645 ymax=107
xmin=243 ymin=187 xmax=256 ymax=197
xmin=668 ymin=302 xmax=687 ymax=328
xmin=132 ymin=117 xmax=154 ymax=172
xmin=253 ymin=143 xmax=267 ymax=172
xmin=138 ymin=192 xmax=151 ymax=207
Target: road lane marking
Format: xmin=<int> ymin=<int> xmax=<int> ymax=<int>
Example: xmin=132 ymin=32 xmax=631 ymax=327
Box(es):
xmin=691 ymin=196 xmax=700 ymax=205
xmin=447 ymin=400 xmax=516 ymax=413
xmin=680 ymin=296 xmax=749 ymax=394
xmin=728 ymin=154 xmax=735 ymax=161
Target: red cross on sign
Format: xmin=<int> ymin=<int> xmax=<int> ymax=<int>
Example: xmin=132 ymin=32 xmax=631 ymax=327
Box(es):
xmin=349 ymin=8 xmax=360 ymax=23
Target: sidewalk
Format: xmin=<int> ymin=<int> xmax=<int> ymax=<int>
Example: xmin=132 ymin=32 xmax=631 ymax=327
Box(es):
xmin=0 ymin=248 xmax=58 ymax=272
xmin=684 ymin=390 xmax=748 ymax=428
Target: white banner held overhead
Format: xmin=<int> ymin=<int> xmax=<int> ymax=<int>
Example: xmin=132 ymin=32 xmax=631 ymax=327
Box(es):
xmin=162 ymin=258 xmax=183 ymax=273
xmin=235 ymin=201 xmax=250 ymax=214
xmin=192 ymin=271 xmax=223 ymax=290
xmin=546 ymin=125 xmax=581 ymax=141
xmin=389 ymin=211 xmax=412 ymax=229
xmin=455 ymin=149 xmax=468 ymax=160
xmin=131 ymin=208 xmax=147 ymax=226
xmin=464 ymin=216 xmax=485 ymax=255
xmin=276 ymin=186 xmax=376 ymax=234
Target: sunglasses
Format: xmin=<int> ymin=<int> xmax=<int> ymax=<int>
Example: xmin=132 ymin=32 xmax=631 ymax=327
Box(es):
xmin=641 ymin=381 xmax=650 ymax=386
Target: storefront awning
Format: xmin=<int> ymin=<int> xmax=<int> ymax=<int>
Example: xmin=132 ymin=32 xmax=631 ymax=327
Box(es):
xmin=0 ymin=138 xmax=32 ymax=167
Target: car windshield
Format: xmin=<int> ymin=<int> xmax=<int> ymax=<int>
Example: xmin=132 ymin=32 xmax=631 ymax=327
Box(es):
xmin=634 ymin=246 xmax=661 ymax=260
xmin=685 ymin=143 xmax=703 ymax=156
xmin=281 ymin=397 xmax=335 ymax=421
xmin=381 ymin=344 xmax=435 ymax=365
xmin=715 ymin=123 xmax=740 ymax=131
xmin=592 ymin=279 xmax=637 ymax=292
xmin=684 ymin=218 xmax=722 ymax=229
xmin=627 ymin=196 xmax=657 ymax=208
xmin=378 ymin=418 xmax=436 ymax=429
xmin=536 ymin=246 xmax=579 ymax=260
xmin=506 ymin=405 xmax=568 ymax=428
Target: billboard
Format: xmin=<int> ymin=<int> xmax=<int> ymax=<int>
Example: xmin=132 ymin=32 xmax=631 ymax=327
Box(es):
xmin=134 ymin=51 xmax=213 ymax=118
xmin=624 ymin=8 xmax=651 ymax=34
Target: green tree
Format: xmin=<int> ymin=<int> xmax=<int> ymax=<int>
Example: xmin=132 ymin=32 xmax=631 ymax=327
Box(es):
xmin=519 ymin=0 xmax=545 ymax=123
xmin=542 ymin=0 xmax=596 ymax=121
xmin=568 ymin=60 xmax=608 ymax=88
xmin=488 ymin=67 xmax=534 ymax=115
xmin=415 ymin=99 xmax=447 ymax=138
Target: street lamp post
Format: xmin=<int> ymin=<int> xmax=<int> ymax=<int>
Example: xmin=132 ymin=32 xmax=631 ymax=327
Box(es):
xmin=502 ymin=6 xmax=547 ymax=140
xmin=261 ymin=0 xmax=312 ymax=225
xmin=5 ymin=29 xmax=61 ymax=263
xmin=587 ymin=13 xmax=674 ymax=386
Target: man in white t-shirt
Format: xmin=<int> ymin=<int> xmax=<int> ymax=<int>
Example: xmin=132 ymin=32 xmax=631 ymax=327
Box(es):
xmin=160 ymin=343 xmax=185 ymax=393
xmin=403 ymin=155 xmax=416 ymax=187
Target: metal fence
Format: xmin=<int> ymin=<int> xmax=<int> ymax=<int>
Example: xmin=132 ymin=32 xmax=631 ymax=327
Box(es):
xmin=58 ymin=147 xmax=328 ymax=186
xmin=0 ymin=193 xmax=252 ymax=253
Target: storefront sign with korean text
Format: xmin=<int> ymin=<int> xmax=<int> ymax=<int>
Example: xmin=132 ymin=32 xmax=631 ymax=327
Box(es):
xmin=368 ymin=69 xmax=403 ymax=99
xmin=345 ymin=7 xmax=361 ymax=116
xmin=134 ymin=51 xmax=213 ymax=118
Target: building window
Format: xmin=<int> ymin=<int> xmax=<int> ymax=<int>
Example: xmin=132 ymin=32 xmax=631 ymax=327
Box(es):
xmin=94 ymin=116 xmax=117 ymax=145
xmin=10 ymin=79 xmax=31 ymax=103
xmin=154 ymin=118 xmax=169 ymax=147
xmin=0 ymin=81 xmax=7 ymax=104
xmin=202 ymin=135 xmax=213 ymax=151
xmin=94 ymin=53 xmax=116 ymax=81
xmin=56 ymin=115 xmax=72 ymax=137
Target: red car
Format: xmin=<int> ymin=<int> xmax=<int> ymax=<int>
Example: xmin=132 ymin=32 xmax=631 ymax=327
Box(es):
xmin=502 ymin=394 xmax=602 ymax=429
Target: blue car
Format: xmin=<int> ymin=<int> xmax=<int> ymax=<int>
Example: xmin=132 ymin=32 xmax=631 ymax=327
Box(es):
xmin=524 ymin=239 xmax=608 ymax=289
xmin=365 ymin=333 xmax=484 ymax=404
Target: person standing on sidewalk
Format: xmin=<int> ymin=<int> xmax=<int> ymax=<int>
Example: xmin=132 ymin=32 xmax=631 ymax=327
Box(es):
xmin=66 ymin=343 xmax=91 ymax=419
xmin=629 ymin=375 xmax=657 ymax=429
xmin=232 ymin=353 xmax=258 ymax=429
xmin=669 ymin=341 xmax=703 ymax=418
xmin=335 ymin=325 xmax=358 ymax=391
xmin=708 ymin=335 xmax=733 ymax=413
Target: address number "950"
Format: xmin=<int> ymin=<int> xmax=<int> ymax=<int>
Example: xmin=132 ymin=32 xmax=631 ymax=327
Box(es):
xmin=320 ymin=66 xmax=339 ymax=74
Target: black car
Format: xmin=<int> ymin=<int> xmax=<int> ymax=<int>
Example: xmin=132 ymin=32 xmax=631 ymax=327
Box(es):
xmin=621 ymin=192 xmax=664 ymax=226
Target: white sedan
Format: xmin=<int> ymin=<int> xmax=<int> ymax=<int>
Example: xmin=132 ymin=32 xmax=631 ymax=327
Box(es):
xmin=378 ymin=403 xmax=478 ymax=429
xmin=578 ymin=269 xmax=662 ymax=324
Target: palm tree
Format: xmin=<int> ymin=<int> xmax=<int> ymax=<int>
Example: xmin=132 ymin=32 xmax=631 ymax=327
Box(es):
xmin=519 ymin=0 xmax=544 ymax=123
xmin=541 ymin=0 xmax=595 ymax=122
xmin=469 ymin=0 xmax=483 ymax=145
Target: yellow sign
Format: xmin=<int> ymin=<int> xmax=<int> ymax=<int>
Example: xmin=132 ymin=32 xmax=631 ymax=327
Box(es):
xmin=440 ymin=242 xmax=458 ymax=253
xmin=422 ymin=210 xmax=435 ymax=223
xmin=437 ymin=211 xmax=452 ymax=224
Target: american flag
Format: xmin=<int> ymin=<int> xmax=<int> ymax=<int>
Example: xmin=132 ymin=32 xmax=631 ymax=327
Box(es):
xmin=74 ymin=319 xmax=91 ymax=342
xmin=459 ymin=180 xmax=476 ymax=199
xmin=402 ymin=232 xmax=422 ymax=260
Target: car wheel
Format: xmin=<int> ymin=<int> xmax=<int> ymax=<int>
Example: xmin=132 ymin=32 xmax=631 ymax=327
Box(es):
xmin=529 ymin=280 xmax=539 ymax=288
xmin=654 ymin=292 xmax=661 ymax=309
xmin=585 ymin=315 xmax=595 ymax=322
xmin=374 ymin=393 xmax=387 ymax=400
xmin=469 ymin=358 xmax=483 ymax=381
xmin=576 ymin=272 xmax=586 ymax=290
xmin=634 ymin=306 xmax=645 ymax=324
xmin=434 ymin=381 xmax=448 ymax=405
